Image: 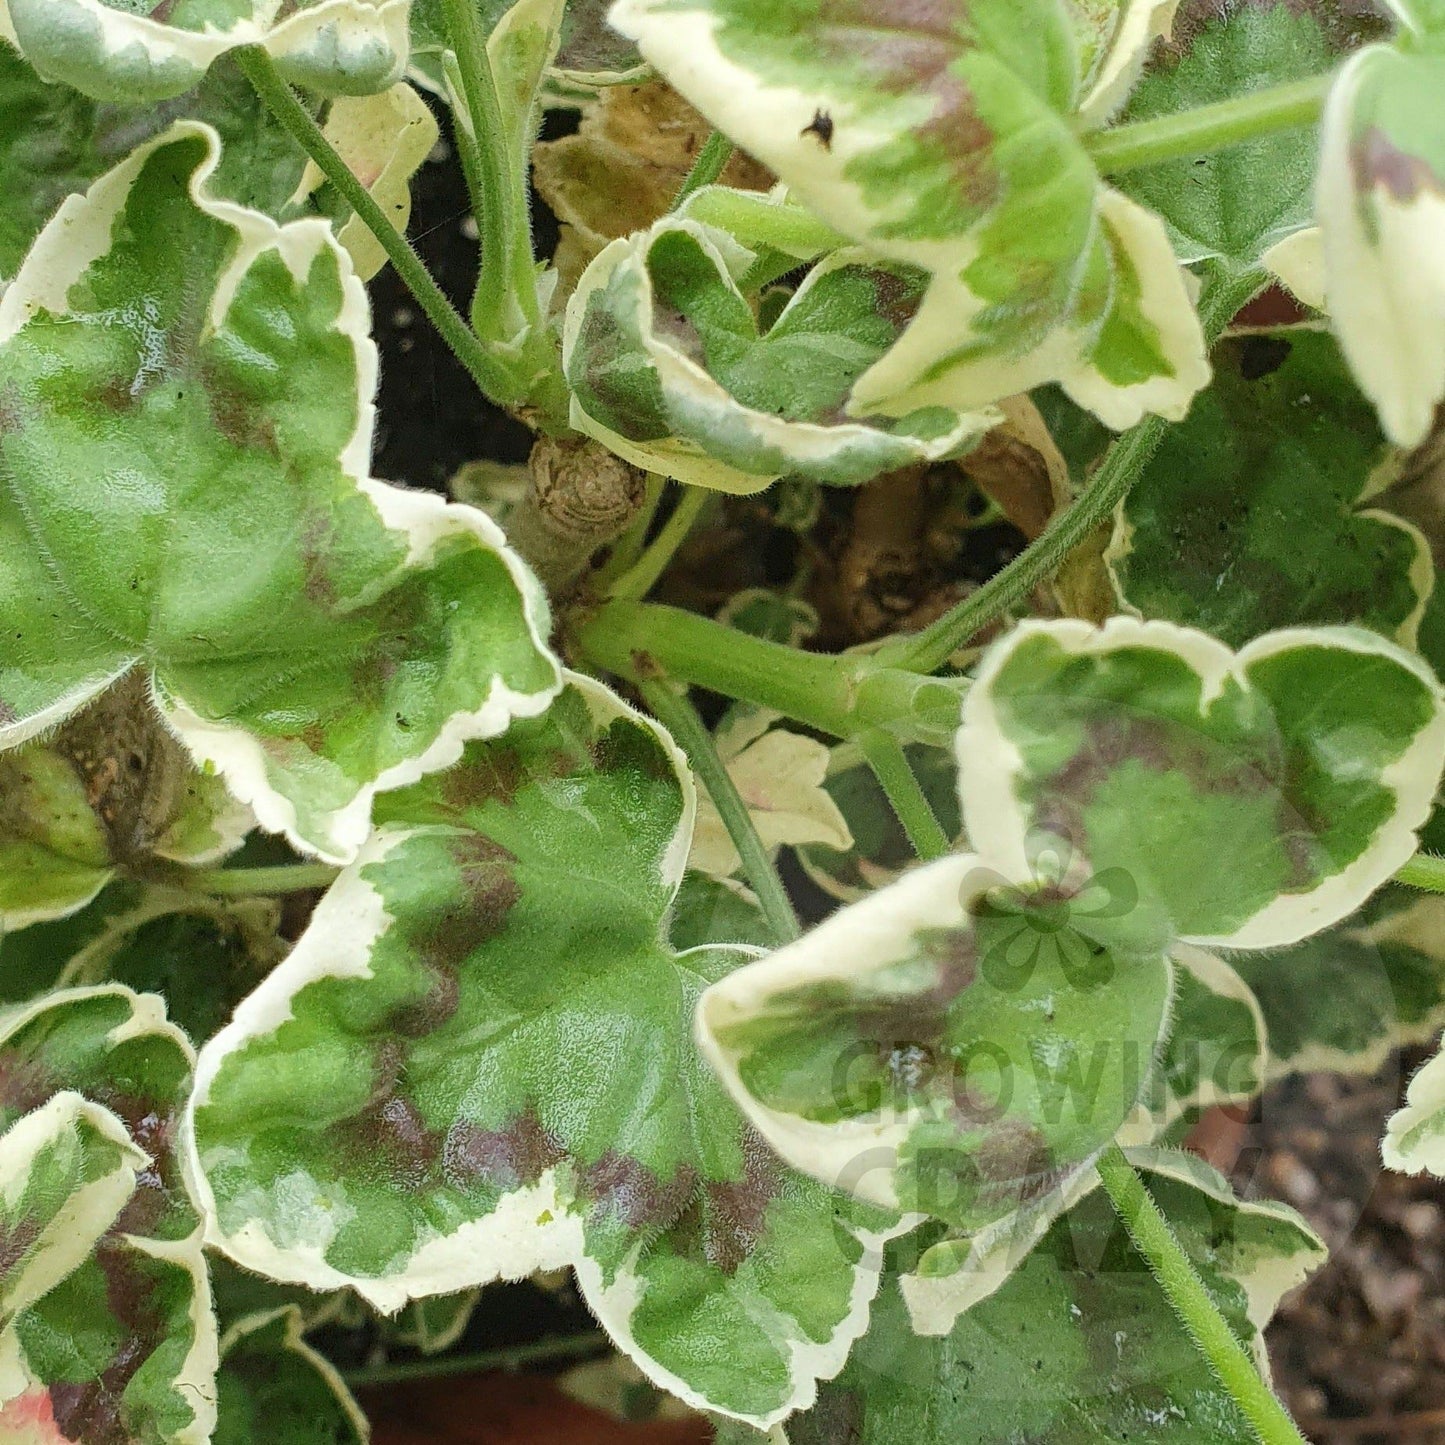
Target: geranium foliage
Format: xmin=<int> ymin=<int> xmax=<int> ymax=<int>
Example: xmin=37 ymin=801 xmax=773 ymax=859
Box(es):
xmin=7 ymin=0 xmax=1445 ymax=1438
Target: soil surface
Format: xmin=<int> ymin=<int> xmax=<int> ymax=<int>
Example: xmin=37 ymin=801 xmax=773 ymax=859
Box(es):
xmin=1237 ymin=1056 xmax=1445 ymax=1444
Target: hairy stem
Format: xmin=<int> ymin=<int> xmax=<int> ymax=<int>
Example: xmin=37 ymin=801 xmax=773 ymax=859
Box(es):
xmin=879 ymin=263 xmax=1267 ymax=675
xmin=608 ymin=486 xmax=712 ymax=600
xmin=576 ymin=599 xmax=964 ymax=745
xmin=637 ymin=677 xmax=801 ymax=944
xmin=234 ymin=48 xmax=516 ymax=406
xmin=186 ymin=863 xmax=341 ymax=897
xmin=673 ymin=130 xmax=736 ymax=209
xmin=1095 ymin=1147 xmax=1308 ymax=1445
xmin=1088 ymin=74 xmax=1333 ymax=176
xmin=1396 ymin=852 xmax=1445 ymax=892
xmin=857 ymin=730 xmax=952 ymax=861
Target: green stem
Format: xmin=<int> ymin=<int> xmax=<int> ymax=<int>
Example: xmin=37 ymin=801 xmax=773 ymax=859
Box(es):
xmin=576 ymin=599 xmax=964 ymax=745
xmin=607 ymin=486 xmax=711 ymax=600
xmin=1095 ymin=1147 xmax=1307 ymax=1445
xmin=880 ymin=263 xmax=1266 ymax=675
xmin=857 ymin=731 xmax=951 ymax=861
xmin=187 ymin=863 xmax=341 ymax=897
xmin=342 ymin=1329 xmax=607 ymax=1389
xmin=1087 ymin=73 xmax=1333 ymax=176
xmin=441 ymin=0 xmax=529 ymax=333
xmin=234 ymin=48 xmax=515 ymax=406
xmin=1396 ymin=852 xmax=1445 ymax=892
xmin=637 ymin=678 xmax=801 ymax=944
xmin=673 ymin=131 xmax=735 ymax=209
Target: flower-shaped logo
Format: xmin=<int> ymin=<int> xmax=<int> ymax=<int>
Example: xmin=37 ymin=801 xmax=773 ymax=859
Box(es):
xmin=962 ymin=834 xmax=1138 ymax=994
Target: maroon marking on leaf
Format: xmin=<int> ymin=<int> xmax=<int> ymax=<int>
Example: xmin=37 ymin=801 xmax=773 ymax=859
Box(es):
xmin=1351 ymin=126 xmax=1444 ymax=203
xmin=698 ymin=1130 xmax=782 ymax=1274
xmin=582 ymin=1152 xmax=698 ymax=1234
xmin=49 ymin=1239 xmax=170 ymax=1445
xmin=0 ymin=1051 xmax=60 ymax=1123
xmin=442 ymin=1111 xmax=566 ymax=1192
xmin=815 ymin=0 xmax=999 ymax=214
xmin=0 ymin=1217 xmax=43 ymax=1288
xmin=298 ymin=516 xmax=338 ymax=607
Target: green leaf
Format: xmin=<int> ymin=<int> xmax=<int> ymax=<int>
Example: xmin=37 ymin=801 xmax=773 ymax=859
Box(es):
xmin=609 ymin=0 xmax=1209 ymax=430
xmin=960 ymin=618 xmax=1445 ymax=947
xmin=215 ymin=1307 xmax=366 ymax=1445
xmin=0 ymin=0 xmax=409 ymax=102
xmin=0 ymin=677 xmax=251 ymax=930
xmin=1107 ymin=330 xmax=1432 ymax=648
xmin=564 ymin=216 xmax=995 ymax=493
xmin=697 ymin=852 xmax=1174 ymax=1232
xmin=0 ymin=987 xmax=217 ymax=1442
xmin=0 ymin=123 xmax=559 ymax=863
xmin=1116 ymin=0 xmax=1383 ymax=265
xmin=1317 ymin=40 xmax=1445 ymax=444
xmin=793 ymin=1152 xmax=1324 ymax=1440
xmin=1236 ymin=887 xmax=1445 ymax=1079
xmin=669 ymin=872 xmax=773 ymax=954
xmin=0 ymin=1092 xmax=144 ymax=1322
xmin=1142 ymin=944 xmax=1266 ymax=1132
xmin=186 ymin=674 xmax=902 ymax=1428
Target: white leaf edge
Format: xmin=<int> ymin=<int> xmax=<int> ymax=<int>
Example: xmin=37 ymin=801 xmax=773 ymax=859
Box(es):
xmin=1074 ymin=0 xmax=1181 ymax=128
xmin=0 ymin=120 xmax=560 ymax=866
xmin=183 ymin=674 xmax=904 ymax=1426
xmin=0 ymin=0 xmax=409 ymax=102
xmin=850 ymin=189 xmax=1210 ymax=431
xmin=0 ymin=1092 xmax=144 ymax=1321
xmin=958 ymin=616 xmax=1445 ymax=950
xmin=562 ymin=216 xmax=994 ymax=494
xmin=609 ymin=0 xmax=1206 ymax=429
xmin=903 ymin=1145 xmax=1324 ymax=1346
xmin=1384 ymin=1042 xmax=1445 ymax=1175
xmin=695 ymin=852 xmax=1171 ymax=1222
xmin=1317 ymin=46 xmax=1445 ymax=447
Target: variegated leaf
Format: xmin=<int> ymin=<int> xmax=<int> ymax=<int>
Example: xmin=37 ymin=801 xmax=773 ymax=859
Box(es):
xmin=0 ymin=123 xmax=559 ymax=864
xmin=801 ymin=1151 xmax=1323 ymax=1435
xmin=0 ymin=987 xmax=217 ymax=1444
xmin=1107 ymin=329 xmax=1432 ymax=647
xmin=0 ymin=1093 xmax=143 ymax=1324
xmin=1317 ymin=39 xmax=1445 ymax=444
xmin=608 ymin=0 xmax=1209 ymax=429
xmin=0 ymin=0 xmax=409 ymax=103
xmin=698 ymin=852 xmax=1175 ymax=1231
xmin=1236 ymin=887 xmax=1445 ymax=1080
xmin=186 ymin=675 xmax=901 ymax=1428
xmin=959 ymin=618 xmax=1445 ymax=948
xmin=0 ymin=676 xmax=251 ymax=930
xmin=564 ymin=216 xmax=995 ymax=493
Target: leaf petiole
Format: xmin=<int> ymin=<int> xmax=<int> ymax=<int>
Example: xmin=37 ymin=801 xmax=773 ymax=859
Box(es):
xmin=637 ymin=677 xmax=801 ymax=944
xmin=1396 ymin=852 xmax=1445 ymax=892
xmin=233 ymin=48 xmax=518 ymax=408
xmin=1095 ymin=1146 xmax=1308 ymax=1445
xmin=185 ymin=863 xmax=341 ymax=897
xmin=878 ymin=262 xmax=1268 ymax=675
xmin=857 ymin=730 xmax=952 ymax=861
xmin=1087 ymin=73 xmax=1334 ymax=176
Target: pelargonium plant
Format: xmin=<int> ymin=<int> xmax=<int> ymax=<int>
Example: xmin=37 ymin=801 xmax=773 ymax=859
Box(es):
xmin=3 ymin=0 xmax=1445 ymax=1440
